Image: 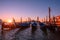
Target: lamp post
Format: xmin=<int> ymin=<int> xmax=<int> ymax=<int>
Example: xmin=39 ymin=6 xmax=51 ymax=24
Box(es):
xmin=49 ymin=7 xmax=51 ymax=24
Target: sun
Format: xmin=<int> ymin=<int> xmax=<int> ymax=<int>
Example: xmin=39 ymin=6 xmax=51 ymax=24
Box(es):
xmin=8 ymin=20 xmax=12 ymax=23
xmin=7 ymin=19 xmax=13 ymax=23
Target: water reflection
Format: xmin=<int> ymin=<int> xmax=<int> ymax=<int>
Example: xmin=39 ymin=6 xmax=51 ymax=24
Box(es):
xmin=1 ymin=26 xmax=60 ymax=40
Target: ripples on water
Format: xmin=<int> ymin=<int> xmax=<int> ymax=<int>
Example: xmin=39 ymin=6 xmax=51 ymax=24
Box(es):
xmin=0 ymin=27 xmax=60 ymax=40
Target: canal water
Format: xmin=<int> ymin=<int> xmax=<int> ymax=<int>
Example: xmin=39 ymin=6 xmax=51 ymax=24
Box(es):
xmin=0 ymin=27 xmax=60 ymax=40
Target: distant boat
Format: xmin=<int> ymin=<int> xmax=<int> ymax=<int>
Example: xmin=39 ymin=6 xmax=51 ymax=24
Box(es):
xmin=20 ymin=22 xmax=30 ymax=27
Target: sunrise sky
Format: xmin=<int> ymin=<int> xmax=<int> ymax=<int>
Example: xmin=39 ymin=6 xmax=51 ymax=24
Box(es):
xmin=0 ymin=0 xmax=60 ymax=21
